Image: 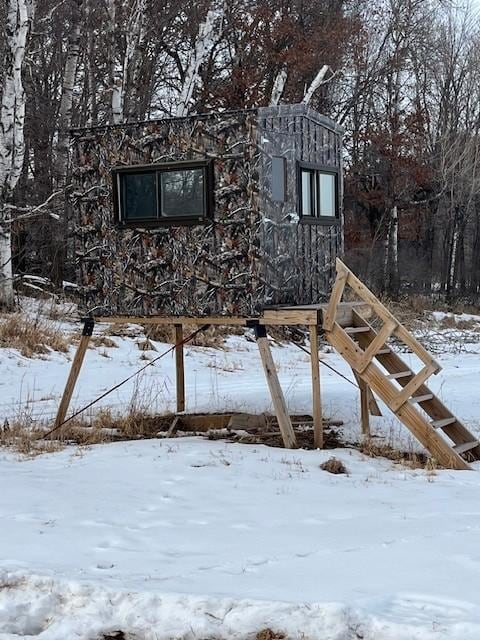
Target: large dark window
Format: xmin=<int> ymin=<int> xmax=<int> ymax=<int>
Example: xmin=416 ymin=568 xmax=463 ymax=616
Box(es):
xmin=297 ymin=162 xmax=339 ymax=222
xmin=113 ymin=160 xmax=213 ymax=225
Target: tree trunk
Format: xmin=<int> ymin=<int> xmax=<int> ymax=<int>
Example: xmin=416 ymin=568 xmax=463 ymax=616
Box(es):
xmin=388 ymin=203 xmax=400 ymax=297
xmin=176 ymin=1 xmax=225 ymax=117
xmin=0 ymin=0 xmax=30 ymax=308
xmin=56 ymin=0 xmax=82 ymax=186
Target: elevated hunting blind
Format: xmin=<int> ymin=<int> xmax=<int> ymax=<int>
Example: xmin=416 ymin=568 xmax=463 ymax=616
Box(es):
xmin=58 ymin=105 xmax=480 ymax=471
xmin=71 ymin=103 xmax=344 ymax=317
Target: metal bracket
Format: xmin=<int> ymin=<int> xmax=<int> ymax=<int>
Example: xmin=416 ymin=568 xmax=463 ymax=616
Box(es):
xmin=253 ymin=323 xmax=267 ymax=340
xmin=80 ymin=316 xmax=95 ymax=336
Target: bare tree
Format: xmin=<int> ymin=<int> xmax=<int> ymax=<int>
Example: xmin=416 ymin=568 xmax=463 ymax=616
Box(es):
xmin=0 ymin=0 xmax=31 ymax=307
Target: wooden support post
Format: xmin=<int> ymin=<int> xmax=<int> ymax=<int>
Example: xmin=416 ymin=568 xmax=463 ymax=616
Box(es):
xmin=309 ymin=324 xmax=323 ymax=448
xmin=52 ymin=317 xmax=94 ymax=435
xmin=254 ymin=324 xmax=297 ymax=449
xmin=174 ymin=323 xmax=185 ymax=413
xmin=351 ymin=369 xmax=371 ymax=438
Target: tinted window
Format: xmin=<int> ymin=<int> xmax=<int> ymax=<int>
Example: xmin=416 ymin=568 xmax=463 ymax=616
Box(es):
xmin=319 ymin=173 xmax=335 ymax=217
xmin=161 ymin=168 xmax=205 ymax=217
xmin=122 ymin=172 xmax=157 ymax=219
xmin=272 ymin=157 xmax=286 ymax=202
xmin=301 ymin=170 xmax=314 ymax=216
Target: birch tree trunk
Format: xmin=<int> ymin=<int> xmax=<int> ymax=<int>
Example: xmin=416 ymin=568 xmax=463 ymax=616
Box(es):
xmin=0 ymin=0 xmax=30 ymax=308
xmin=122 ymin=0 xmax=147 ymax=121
xmin=302 ymin=64 xmax=330 ymax=105
xmin=389 ymin=203 xmax=399 ymax=296
xmin=270 ymin=66 xmax=288 ymax=106
xmin=176 ymin=1 xmax=225 ymax=118
xmin=56 ymin=0 xmax=82 ymax=185
xmin=108 ymin=0 xmax=124 ymax=124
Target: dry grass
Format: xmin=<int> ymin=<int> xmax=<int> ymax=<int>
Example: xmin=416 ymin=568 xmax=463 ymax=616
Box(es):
xmin=359 ymin=439 xmax=430 ymax=469
xmin=0 ymin=407 xmax=174 ymax=456
xmin=144 ymin=322 xmax=245 ymax=348
xmin=320 ymin=457 xmax=348 ymax=475
xmin=0 ymin=313 xmax=70 ymax=357
xmin=256 ymin=629 xmax=287 ymax=640
xmin=0 ymin=421 xmax=64 ymax=457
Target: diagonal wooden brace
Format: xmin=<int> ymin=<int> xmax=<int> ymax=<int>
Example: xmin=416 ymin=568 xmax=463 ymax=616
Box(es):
xmin=390 ymin=363 xmax=438 ymax=413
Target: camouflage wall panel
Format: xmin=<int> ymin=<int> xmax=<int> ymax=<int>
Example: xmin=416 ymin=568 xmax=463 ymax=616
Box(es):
xmin=72 ymin=111 xmax=262 ymax=316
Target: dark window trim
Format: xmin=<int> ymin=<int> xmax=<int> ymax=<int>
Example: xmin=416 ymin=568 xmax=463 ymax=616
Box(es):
xmin=112 ymin=159 xmax=214 ymax=227
xmin=297 ymin=161 xmax=340 ymax=225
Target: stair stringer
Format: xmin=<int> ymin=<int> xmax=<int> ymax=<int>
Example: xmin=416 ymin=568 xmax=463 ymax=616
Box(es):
xmin=325 ymin=322 xmax=471 ymax=470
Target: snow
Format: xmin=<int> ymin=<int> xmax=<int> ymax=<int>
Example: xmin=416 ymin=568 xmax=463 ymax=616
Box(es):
xmin=1 ymin=307 xmax=480 ymax=638
xmin=1 ymin=440 xmax=480 ymax=638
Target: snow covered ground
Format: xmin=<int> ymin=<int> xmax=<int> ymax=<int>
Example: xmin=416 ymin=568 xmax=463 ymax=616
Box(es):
xmin=1 ymin=306 xmax=480 ymax=639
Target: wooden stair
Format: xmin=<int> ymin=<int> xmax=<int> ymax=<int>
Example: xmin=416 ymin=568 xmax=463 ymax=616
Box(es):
xmin=323 ymin=259 xmax=480 ymax=470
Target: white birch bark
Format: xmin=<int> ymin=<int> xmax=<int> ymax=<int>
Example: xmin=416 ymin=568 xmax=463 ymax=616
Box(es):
xmin=176 ymin=1 xmax=225 ymax=118
xmin=56 ymin=1 xmax=82 ymax=185
xmin=123 ymin=0 xmax=147 ymax=120
xmin=448 ymin=219 xmax=459 ymax=296
xmin=302 ymin=64 xmax=330 ymax=105
xmin=389 ymin=203 xmax=399 ymax=293
xmin=0 ymin=0 xmax=30 ymax=307
xmin=108 ymin=0 xmax=124 ymax=124
xmin=270 ymin=66 xmax=288 ymax=106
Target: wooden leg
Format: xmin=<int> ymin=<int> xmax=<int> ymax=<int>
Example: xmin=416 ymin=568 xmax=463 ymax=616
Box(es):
xmin=367 ymin=388 xmax=382 ymax=417
xmin=255 ymin=325 xmax=297 ymax=449
xmin=53 ymin=317 xmax=94 ymax=434
xmin=174 ymin=323 xmax=185 ymax=413
xmin=309 ymin=324 xmax=323 ymax=448
xmin=351 ymin=369 xmax=370 ymax=438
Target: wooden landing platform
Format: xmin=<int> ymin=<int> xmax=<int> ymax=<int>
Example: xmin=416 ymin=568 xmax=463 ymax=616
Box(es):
xmin=95 ymin=301 xmax=372 ymax=328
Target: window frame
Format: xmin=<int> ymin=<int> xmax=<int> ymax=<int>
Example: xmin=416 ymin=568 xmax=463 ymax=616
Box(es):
xmin=112 ymin=159 xmax=214 ymax=227
xmin=297 ymin=162 xmax=340 ymax=225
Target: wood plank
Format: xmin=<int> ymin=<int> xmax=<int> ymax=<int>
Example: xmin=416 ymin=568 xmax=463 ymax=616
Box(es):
xmin=323 ymin=267 xmax=348 ymax=331
xmin=309 ymin=325 xmax=323 ymax=448
xmin=409 ymin=393 xmax=434 ymax=404
xmin=390 ymin=363 xmax=438 ymax=412
xmin=454 ymin=441 xmax=479 ymax=455
xmin=228 ymin=413 xmax=268 ymax=430
xmin=95 ymin=315 xmax=249 ymax=326
xmin=166 ymin=416 xmax=180 ymax=438
xmin=174 ymin=324 xmax=185 ymax=413
xmin=431 ymin=417 xmax=456 ymax=429
xmin=368 ymin=388 xmax=383 ymax=417
xmin=52 ymin=319 xmax=94 ymax=434
xmin=345 ymin=326 xmax=371 ymax=334
xmin=357 ymin=317 xmax=397 ymax=373
xmin=351 ymin=369 xmax=370 ymax=437
xmin=260 ymin=309 xmax=320 ymax=326
xmin=256 ymin=333 xmax=297 ymax=449
xmin=328 ymin=322 xmax=364 ymax=372
xmin=387 ymin=371 xmax=413 ymax=380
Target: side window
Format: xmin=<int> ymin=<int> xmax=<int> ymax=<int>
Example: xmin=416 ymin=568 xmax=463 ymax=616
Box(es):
xmin=298 ymin=162 xmax=339 ymax=221
xmin=271 ymin=156 xmax=286 ymax=202
xmin=113 ymin=161 xmax=213 ymax=225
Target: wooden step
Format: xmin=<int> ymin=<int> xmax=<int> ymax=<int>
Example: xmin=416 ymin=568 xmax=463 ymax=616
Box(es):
xmin=387 ymin=371 xmax=412 ymax=380
xmin=345 ymin=326 xmax=371 ymax=334
xmin=376 ymin=348 xmax=391 ymax=355
xmin=454 ymin=441 xmax=479 ymax=455
xmin=409 ymin=393 xmax=434 ymax=404
xmin=431 ymin=417 xmax=456 ymax=429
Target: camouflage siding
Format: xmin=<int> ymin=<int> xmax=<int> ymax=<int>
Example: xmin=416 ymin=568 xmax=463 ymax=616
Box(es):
xmin=257 ymin=105 xmax=343 ymax=307
xmin=72 ymin=111 xmax=261 ymax=316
